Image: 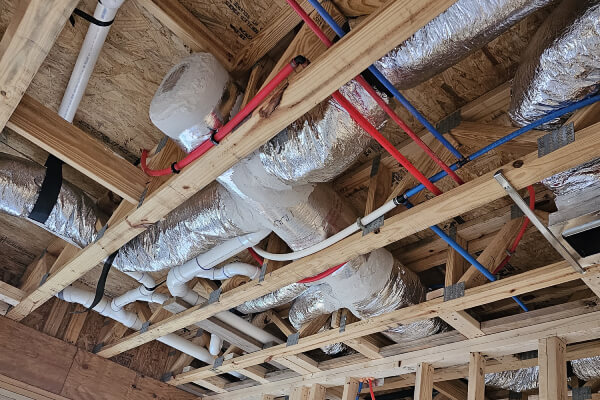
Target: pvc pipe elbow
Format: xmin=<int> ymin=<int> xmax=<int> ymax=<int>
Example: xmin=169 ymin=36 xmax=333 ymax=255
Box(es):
xmin=209 ymin=333 xmax=223 ymax=356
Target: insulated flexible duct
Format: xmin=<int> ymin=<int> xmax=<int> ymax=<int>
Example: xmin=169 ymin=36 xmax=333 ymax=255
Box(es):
xmin=572 ymin=356 xmax=600 ymax=381
xmin=484 ymin=366 xmax=539 ymax=392
xmin=0 ymin=153 xmax=98 ymax=248
xmin=376 ymin=0 xmax=555 ymax=90
xmin=509 ymin=0 xmax=600 ymax=128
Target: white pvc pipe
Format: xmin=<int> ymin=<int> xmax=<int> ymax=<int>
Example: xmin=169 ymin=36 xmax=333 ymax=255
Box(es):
xmin=195 ymin=262 xmax=260 ymax=281
xmin=58 ymin=1 xmax=125 ymax=122
xmin=252 ymin=199 xmax=398 ymax=261
xmin=209 ymin=333 xmax=223 ymax=356
xmin=111 ymin=285 xmax=169 ymax=311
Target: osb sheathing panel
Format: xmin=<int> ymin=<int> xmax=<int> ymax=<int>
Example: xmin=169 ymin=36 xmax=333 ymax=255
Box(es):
xmin=180 ymin=0 xmax=290 ymax=52
xmin=0 ymin=0 xmax=190 ymax=162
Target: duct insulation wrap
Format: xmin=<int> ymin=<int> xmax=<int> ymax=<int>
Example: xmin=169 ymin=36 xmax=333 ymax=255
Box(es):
xmin=542 ymin=158 xmax=600 ymax=201
xmin=509 ymin=0 xmax=600 ymax=128
xmin=0 ymin=153 xmax=98 ymax=248
xmin=484 ymin=367 xmax=539 ymax=392
xmin=572 ymin=356 xmax=600 ymax=381
xmin=287 ymin=249 xmax=443 ymax=343
xmin=114 ymin=182 xmax=267 ymax=272
xmin=258 ymin=79 xmax=386 ymax=184
xmin=149 ymin=53 xmax=241 ymax=153
xmin=376 ymin=0 xmax=555 ymax=90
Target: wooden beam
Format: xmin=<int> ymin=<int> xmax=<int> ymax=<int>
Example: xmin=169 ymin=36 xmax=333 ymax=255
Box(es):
xmin=62 ymin=304 xmax=87 ymax=345
xmin=309 ymin=384 xmax=327 ymax=400
xmin=238 ymin=365 xmax=270 ymax=385
xmin=168 ymin=261 xmax=592 ymax=385
xmin=415 ymin=363 xmax=434 ymax=400
xmin=135 ymin=0 xmax=234 ymax=70
xmin=445 ymin=231 xmax=468 ymax=287
xmin=434 ymin=380 xmax=469 ymax=400
xmin=98 ymin=121 xmax=600 ymax=359
xmin=467 ymin=353 xmax=485 ymax=400
xmin=344 ymin=336 xmax=383 ymax=360
xmin=42 ymin=298 xmax=69 ymax=337
xmin=450 ymin=122 xmax=542 ymax=155
xmin=581 ymin=267 xmax=600 ymax=299
xmin=7 ymin=95 xmax=148 ymax=203
xmin=0 ymin=0 xmax=78 ymax=131
xmin=538 ymin=337 xmax=567 ymax=400
xmin=439 ymin=311 xmax=485 ymax=339
xmin=341 ymin=378 xmax=360 ymax=400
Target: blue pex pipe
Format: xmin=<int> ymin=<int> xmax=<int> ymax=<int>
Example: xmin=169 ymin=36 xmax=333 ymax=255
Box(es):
xmin=305 ymin=0 xmax=465 ymax=161
xmin=403 ymin=201 xmax=529 ymax=312
xmin=403 ymin=92 xmax=600 ymax=199
xmin=356 ymin=381 xmax=363 ymax=400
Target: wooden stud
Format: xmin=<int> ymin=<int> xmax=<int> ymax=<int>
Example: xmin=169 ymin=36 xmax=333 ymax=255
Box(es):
xmin=467 ymin=352 xmax=485 ymax=400
xmin=415 ymin=362 xmax=434 ymax=400
xmin=445 ymin=232 xmax=469 ymax=287
xmin=7 ymin=95 xmax=148 ymax=203
xmin=309 ymin=384 xmax=327 ymax=400
xmin=341 ymin=378 xmax=360 ymax=400
xmin=538 ymin=337 xmax=567 ymax=400
xmin=136 ymin=0 xmax=234 ymax=70
xmin=0 ymin=0 xmax=78 ymax=131
xmin=290 ymin=386 xmax=310 ymax=400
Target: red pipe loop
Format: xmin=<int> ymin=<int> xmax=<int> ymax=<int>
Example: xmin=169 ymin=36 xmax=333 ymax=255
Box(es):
xmin=297 ymin=263 xmax=345 ymax=284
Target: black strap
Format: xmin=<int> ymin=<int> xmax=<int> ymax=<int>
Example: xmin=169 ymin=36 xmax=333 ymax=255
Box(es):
xmin=69 ymin=8 xmax=115 ymax=27
xmin=209 ymin=129 xmax=220 ymax=146
xmin=171 ymin=162 xmax=181 ymax=174
xmin=29 ymin=155 xmax=64 ymax=224
xmin=85 ymin=252 xmax=117 ymax=312
xmin=144 ymin=279 xmax=166 ymax=292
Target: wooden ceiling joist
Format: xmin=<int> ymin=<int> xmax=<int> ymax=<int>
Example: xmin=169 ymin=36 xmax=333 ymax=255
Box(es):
xmin=7 ymin=95 xmax=148 ymax=204
xmin=0 ymin=0 xmax=78 ymax=131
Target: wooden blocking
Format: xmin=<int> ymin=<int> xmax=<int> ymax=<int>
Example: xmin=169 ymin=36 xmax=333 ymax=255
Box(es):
xmin=299 ymin=314 xmax=330 ymax=338
xmin=238 ymin=365 xmax=270 ymax=384
xmin=0 ymin=0 xmax=78 ymax=131
xmin=439 ymin=311 xmax=485 ymax=339
xmin=446 ymin=232 xmax=468 ymax=287
xmin=262 ymin=395 xmax=277 ymax=400
xmin=19 ymin=251 xmax=57 ymax=295
xmin=415 ymin=362 xmax=434 ymax=400
xmin=290 ymin=386 xmax=311 ymax=400
xmin=42 ymin=297 xmax=70 ymax=337
xmin=434 ymin=380 xmax=469 ymax=400
xmin=364 ymin=155 xmax=392 ymax=215
xmin=459 ymin=218 xmax=525 ymax=289
xmin=62 ymin=304 xmax=87 ymax=344
xmin=341 ymin=378 xmax=360 ymax=400
xmin=581 ymin=267 xmax=600 ymax=299
xmin=467 ymin=352 xmax=485 ymax=400
xmin=344 ymin=336 xmax=383 ymax=359
xmin=538 ymin=337 xmax=568 ymax=400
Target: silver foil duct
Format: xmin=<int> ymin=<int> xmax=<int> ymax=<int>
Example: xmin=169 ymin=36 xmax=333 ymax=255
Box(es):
xmin=484 ymin=367 xmax=539 ymax=392
xmin=376 ymin=0 xmax=555 ymax=90
xmin=236 ymin=283 xmax=308 ymax=314
xmin=259 ymin=79 xmax=386 ymax=184
xmin=0 ymin=153 xmax=98 ymax=248
xmin=509 ymin=0 xmax=600 ymax=127
xmin=572 ymin=356 xmax=600 ymax=381
xmin=287 ymin=249 xmax=443 ymax=347
xmin=115 ymin=182 xmax=266 ymax=272
xmin=542 ymin=158 xmax=600 ymax=198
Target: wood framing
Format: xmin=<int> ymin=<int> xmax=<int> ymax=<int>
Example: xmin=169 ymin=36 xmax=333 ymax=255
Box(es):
xmin=415 ymin=363 xmax=434 ymax=400
xmin=5 ymin=0 xmax=461 ymax=324
xmin=538 ymin=337 xmax=568 ymax=400
xmin=97 ymin=120 xmax=600 ymax=359
xmin=0 ymin=0 xmax=78 ymax=131
xmin=7 ymin=95 xmax=148 ymax=203
xmin=467 ymin=352 xmax=485 ymax=400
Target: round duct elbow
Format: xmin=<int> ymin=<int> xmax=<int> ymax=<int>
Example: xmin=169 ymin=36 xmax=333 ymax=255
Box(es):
xmin=149 ymin=53 xmax=239 ymax=153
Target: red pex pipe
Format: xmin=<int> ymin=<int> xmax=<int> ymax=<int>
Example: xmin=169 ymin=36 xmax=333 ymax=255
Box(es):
xmin=141 ymin=58 xmax=304 ymax=176
xmin=286 ymin=0 xmax=463 ymax=186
